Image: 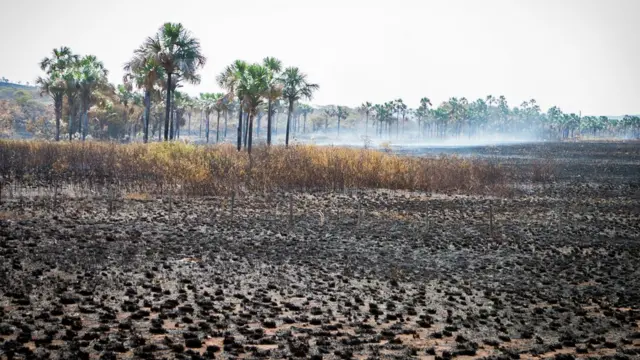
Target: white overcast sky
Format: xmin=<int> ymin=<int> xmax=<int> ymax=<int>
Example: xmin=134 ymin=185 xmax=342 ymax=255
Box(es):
xmin=1 ymin=0 xmax=639 ymax=115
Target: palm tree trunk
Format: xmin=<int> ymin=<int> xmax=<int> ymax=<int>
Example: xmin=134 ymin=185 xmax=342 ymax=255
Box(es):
xmin=170 ymin=93 xmax=175 ymax=140
xmin=54 ymin=94 xmax=62 ymax=141
xmin=237 ymin=106 xmax=243 ymax=151
xmin=206 ymin=113 xmax=210 ymax=143
xmin=68 ymin=98 xmax=74 ymax=142
xmin=124 ymin=109 xmax=129 ymax=140
xmin=243 ymin=112 xmax=249 ymax=148
xmin=176 ymin=111 xmax=180 ymax=139
xmin=285 ymin=100 xmax=293 ymax=147
xmin=224 ymin=110 xmax=228 ymax=139
xmin=267 ymin=99 xmax=273 ymax=146
xmin=248 ymin=112 xmax=254 ymax=154
xmin=82 ymin=99 xmax=89 ymax=141
xmin=164 ymin=73 xmax=172 ymax=141
xmin=303 ymin=114 xmax=307 ymax=133
xmin=216 ymin=110 xmax=221 ymax=143
xmin=337 ymin=117 xmax=341 ymax=137
xmin=77 ymin=107 xmax=82 ymax=140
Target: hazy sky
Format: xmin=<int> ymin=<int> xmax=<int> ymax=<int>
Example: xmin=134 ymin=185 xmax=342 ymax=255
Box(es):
xmin=2 ymin=0 xmax=639 ymax=115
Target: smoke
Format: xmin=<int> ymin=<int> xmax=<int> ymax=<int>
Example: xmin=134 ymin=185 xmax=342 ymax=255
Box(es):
xmin=274 ymin=125 xmax=543 ymax=151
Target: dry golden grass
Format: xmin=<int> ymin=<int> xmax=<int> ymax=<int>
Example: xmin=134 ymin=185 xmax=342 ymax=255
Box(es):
xmin=123 ymin=192 xmax=152 ymax=201
xmin=0 ymin=140 xmax=509 ymax=196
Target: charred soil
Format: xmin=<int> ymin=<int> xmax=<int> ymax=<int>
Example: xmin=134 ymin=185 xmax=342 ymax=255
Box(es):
xmin=1 ymin=142 xmax=639 ymax=360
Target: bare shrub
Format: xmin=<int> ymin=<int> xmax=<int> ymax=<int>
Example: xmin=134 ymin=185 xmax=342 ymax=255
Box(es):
xmin=531 ymin=154 xmax=557 ymax=183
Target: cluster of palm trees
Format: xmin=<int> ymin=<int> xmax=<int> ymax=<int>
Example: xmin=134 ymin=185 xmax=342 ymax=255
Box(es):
xmin=36 ymin=23 xmax=320 ymax=148
xmin=121 ymin=23 xmax=318 ymax=152
xmin=356 ymin=96 xmax=640 ymax=140
xmin=213 ymin=59 xmax=318 ymax=152
xmin=36 ymin=47 xmax=112 ymax=141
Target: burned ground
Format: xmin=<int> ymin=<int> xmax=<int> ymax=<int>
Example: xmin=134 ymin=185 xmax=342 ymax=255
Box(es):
xmin=1 ymin=141 xmax=639 ymax=360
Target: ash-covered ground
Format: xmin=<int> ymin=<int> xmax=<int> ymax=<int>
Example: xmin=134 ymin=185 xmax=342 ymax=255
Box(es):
xmin=1 ymin=141 xmax=639 ymax=360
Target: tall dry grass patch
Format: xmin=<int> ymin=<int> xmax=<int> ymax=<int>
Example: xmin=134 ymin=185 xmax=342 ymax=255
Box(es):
xmin=0 ymin=140 xmax=507 ymax=196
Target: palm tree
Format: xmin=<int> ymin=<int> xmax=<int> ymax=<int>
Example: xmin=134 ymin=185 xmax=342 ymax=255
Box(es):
xmin=61 ymin=69 xmax=80 ymax=141
xmin=75 ymin=55 xmax=109 ymax=140
xmin=116 ymin=83 xmax=134 ymax=140
xmin=212 ymin=93 xmax=225 ymax=143
xmin=199 ymin=93 xmax=220 ymax=143
xmin=217 ymin=60 xmax=248 ymax=150
xmin=298 ymin=104 xmax=314 ymax=133
xmin=280 ymin=67 xmax=319 ymax=147
xmin=262 ymin=57 xmax=283 ymax=146
xmin=220 ymin=98 xmax=233 ymax=140
xmin=36 ymin=73 xmax=66 ymax=141
xmin=323 ymin=106 xmax=336 ymax=132
xmin=182 ymin=94 xmax=194 ymax=137
xmin=393 ymin=99 xmax=404 ymax=138
xmin=137 ymin=22 xmax=206 ymax=141
xmin=336 ymin=106 xmax=349 ymax=137
xmin=358 ymin=102 xmax=373 ymax=136
xmin=38 ymin=47 xmax=78 ymax=141
xmin=124 ymin=52 xmax=164 ymax=143
xmin=238 ymin=64 xmax=269 ymax=153
xmin=418 ymin=97 xmax=431 ymax=136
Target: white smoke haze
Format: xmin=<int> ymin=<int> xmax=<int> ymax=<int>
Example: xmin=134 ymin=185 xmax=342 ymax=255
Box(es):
xmin=261 ymin=120 xmax=544 ymax=151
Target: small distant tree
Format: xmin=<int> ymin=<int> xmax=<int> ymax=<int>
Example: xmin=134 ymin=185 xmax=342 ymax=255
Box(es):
xmin=358 ymin=102 xmax=373 ymax=135
xmin=336 ymin=106 xmax=349 ymax=137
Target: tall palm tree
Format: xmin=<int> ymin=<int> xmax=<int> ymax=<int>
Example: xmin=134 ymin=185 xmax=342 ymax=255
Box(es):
xmin=238 ymin=64 xmax=269 ymax=153
xmin=418 ymin=97 xmax=432 ymax=136
xmin=38 ymin=46 xmax=78 ymax=141
xmin=217 ymin=60 xmax=248 ymax=150
xmin=36 ymin=73 xmax=66 ymax=141
xmin=280 ymin=67 xmax=318 ymax=147
xmin=262 ymin=57 xmax=283 ymax=146
xmin=212 ymin=93 xmax=225 ymax=143
xmin=61 ymin=69 xmax=80 ymax=141
xmin=75 ymin=55 xmax=109 ymax=140
xmin=124 ymin=52 xmax=165 ymax=143
xmin=199 ymin=93 xmax=219 ymax=143
xmin=137 ymin=22 xmax=206 ymax=141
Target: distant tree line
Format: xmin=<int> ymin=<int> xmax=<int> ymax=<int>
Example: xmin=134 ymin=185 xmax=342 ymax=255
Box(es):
xmin=351 ymin=97 xmax=640 ymax=140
